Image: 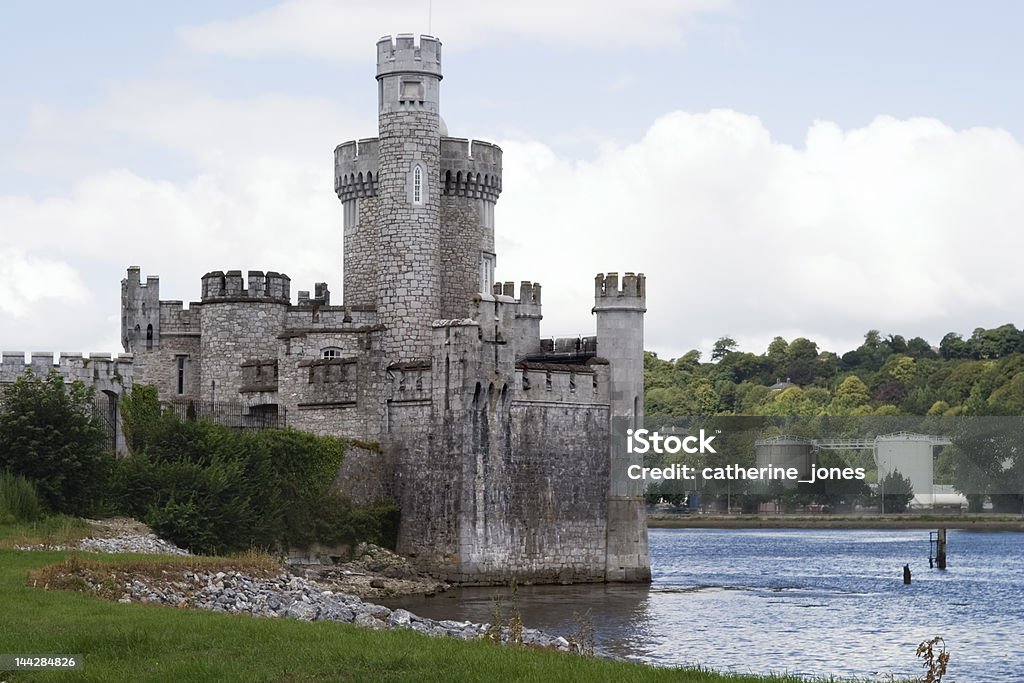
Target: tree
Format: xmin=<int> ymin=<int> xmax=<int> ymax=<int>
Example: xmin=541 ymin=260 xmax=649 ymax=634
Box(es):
xmin=0 ymin=370 xmax=113 ymax=516
xmin=711 ymin=336 xmax=739 ymax=362
xmin=785 ymin=338 xmax=819 ymax=386
xmin=831 ymin=375 xmax=870 ymax=412
xmin=906 ymin=336 xmax=937 ymax=359
xmin=939 ymin=332 xmax=971 ymax=359
xmin=877 ymin=470 xmax=915 ymax=513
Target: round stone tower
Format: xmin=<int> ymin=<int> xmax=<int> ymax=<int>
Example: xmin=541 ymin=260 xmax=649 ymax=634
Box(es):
xmin=375 ymin=34 xmax=443 ymax=363
xmin=594 ymin=272 xmax=651 ymax=583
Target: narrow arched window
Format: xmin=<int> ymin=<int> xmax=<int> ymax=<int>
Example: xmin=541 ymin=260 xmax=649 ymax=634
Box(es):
xmin=412 ymin=165 xmax=423 ymax=205
xmin=146 ymin=324 xmax=153 ymax=351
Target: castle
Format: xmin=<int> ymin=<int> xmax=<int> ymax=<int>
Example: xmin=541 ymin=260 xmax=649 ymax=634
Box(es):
xmin=8 ymin=34 xmax=651 ymax=583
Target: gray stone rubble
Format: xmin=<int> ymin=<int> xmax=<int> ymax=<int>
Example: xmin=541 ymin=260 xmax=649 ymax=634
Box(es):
xmin=78 ymin=533 xmax=191 ymax=556
xmin=109 ymin=569 xmax=569 ymax=650
xmin=15 ymin=531 xmax=190 ymax=556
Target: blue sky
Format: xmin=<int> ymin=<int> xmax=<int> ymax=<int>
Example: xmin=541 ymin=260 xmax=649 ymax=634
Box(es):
xmin=2 ymin=1 xmax=1023 ymax=360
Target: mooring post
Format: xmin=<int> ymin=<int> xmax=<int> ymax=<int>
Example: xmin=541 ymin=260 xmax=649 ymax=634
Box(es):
xmin=903 ymin=564 xmax=911 ymax=584
xmin=936 ymin=528 xmax=947 ymax=570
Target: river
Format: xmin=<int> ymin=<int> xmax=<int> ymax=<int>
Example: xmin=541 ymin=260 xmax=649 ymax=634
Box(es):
xmin=387 ymin=528 xmax=1023 ymax=681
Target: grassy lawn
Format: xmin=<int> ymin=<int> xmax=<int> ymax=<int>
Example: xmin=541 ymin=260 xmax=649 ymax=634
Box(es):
xmin=0 ymin=533 xmax=862 ymax=682
xmin=0 ymin=516 xmax=90 ymax=547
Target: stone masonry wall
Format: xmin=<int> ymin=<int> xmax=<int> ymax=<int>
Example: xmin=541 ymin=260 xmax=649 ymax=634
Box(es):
xmin=200 ymin=302 xmax=287 ymax=400
xmin=342 ymin=194 xmax=380 ymax=307
xmin=278 ymin=329 xmax=386 ymax=440
xmin=439 ymin=195 xmax=485 ymax=320
xmin=375 ymin=110 xmax=441 ymax=363
xmin=134 ymin=333 xmax=202 ymax=400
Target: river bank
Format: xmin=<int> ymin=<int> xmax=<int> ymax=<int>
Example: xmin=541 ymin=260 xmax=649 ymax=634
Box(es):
xmin=648 ymin=513 xmax=1024 ymax=530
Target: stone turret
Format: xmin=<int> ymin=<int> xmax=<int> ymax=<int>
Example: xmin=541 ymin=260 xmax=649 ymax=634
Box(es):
xmin=374 ymin=34 xmax=443 ymax=363
xmin=121 ymin=266 xmax=161 ymax=353
xmin=593 ymin=272 xmax=651 ymax=582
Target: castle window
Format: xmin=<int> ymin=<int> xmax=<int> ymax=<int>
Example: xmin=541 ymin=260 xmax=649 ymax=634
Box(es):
xmin=321 ymin=347 xmax=343 ymax=359
xmin=146 ymin=324 xmax=153 ymax=351
xmin=480 ymin=253 xmax=495 ymax=294
xmin=480 ymin=200 xmax=494 ymax=230
xmin=545 ymin=371 xmax=552 ymax=391
xmin=175 ymin=355 xmax=186 ymax=395
xmin=400 ymin=80 xmax=423 ymax=102
xmin=343 ymin=199 xmax=359 ymax=229
xmin=412 ymin=164 xmax=423 ymax=205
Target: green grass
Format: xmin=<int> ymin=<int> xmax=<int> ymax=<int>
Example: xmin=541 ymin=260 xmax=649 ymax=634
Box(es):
xmin=0 ymin=515 xmax=90 ymax=546
xmin=0 ymin=523 xmax=871 ymax=683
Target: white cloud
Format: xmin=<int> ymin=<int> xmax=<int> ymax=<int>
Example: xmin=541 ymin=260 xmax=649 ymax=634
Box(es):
xmin=495 ymin=112 xmax=1024 ymax=358
xmin=0 ymin=248 xmax=90 ymax=318
xmin=179 ymin=0 xmax=733 ymax=61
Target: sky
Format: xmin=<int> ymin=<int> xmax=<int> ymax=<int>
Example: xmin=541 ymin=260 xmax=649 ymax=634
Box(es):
xmin=2 ymin=0 xmax=1023 ymax=361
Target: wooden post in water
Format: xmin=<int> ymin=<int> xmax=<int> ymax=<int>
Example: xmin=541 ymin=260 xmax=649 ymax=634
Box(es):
xmin=936 ymin=528 xmax=947 ymax=570
xmin=903 ymin=564 xmax=911 ymax=584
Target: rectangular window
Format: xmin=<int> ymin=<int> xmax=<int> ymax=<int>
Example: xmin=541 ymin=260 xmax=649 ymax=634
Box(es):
xmin=480 ymin=201 xmax=494 ymax=230
xmin=400 ymin=80 xmax=424 ymax=102
xmin=480 ymin=253 xmax=496 ymax=294
xmin=343 ymin=199 xmax=359 ymax=229
xmin=175 ymin=356 xmax=186 ymax=395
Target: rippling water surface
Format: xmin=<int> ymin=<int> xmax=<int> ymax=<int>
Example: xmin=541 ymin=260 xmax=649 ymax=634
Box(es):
xmin=389 ymin=528 xmax=1023 ymax=681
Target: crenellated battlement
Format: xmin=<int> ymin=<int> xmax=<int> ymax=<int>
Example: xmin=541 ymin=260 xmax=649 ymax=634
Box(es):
xmin=159 ymin=301 xmax=197 ymax=333
xmin=335 ymin=138 xmax=380 ymax=201
xmin=200 ymin=270 xmax=291 ymax=303
xmin=376 ymin=34 xmax=442 ymax=78
xmin=296 ymin=282 xmax=331 ymax=306
xmin=594 ymin=272 xmax=646 ymax=302
xmin=440 ymin=138 xmax=502 ymax=201
xmin=516 ymin=361 xmax=609 ymax=405
xmin=124 ymin=266 xmax=160 ymax=290
xmin=336 ymin=137 xmax=503 ymax=202
xmin=0 ymin=351 xmax=133 ymax=391
xmin=539 ymin=336 xmax=599 ymax=356
xmin=492 ymin=281 xmax=542 ymax=307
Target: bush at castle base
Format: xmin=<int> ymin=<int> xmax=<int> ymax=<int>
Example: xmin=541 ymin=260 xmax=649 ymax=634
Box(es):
xmin=0 ymin=370 xmax=113 ymax=516
xmin=110 ymin=386 xmax=397 ymax=555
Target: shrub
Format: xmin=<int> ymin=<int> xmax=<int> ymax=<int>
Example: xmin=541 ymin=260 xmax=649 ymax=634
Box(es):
xmin=0 ymin=470 xmax=43 ymax=523
xmin=0 ymin=370 xmax=113 ymax=516
xmin=110 ymin=386 xmax=389 ymax=555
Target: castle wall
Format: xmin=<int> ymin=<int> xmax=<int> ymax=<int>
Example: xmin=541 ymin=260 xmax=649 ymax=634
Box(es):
xmin=198 ymin=301 xmax=287 ymax=401
xmin=278 ymin=328 xmax=386 ymax=440
xmin=439 ymin=196 xmax=484 ymax=319
xmin=0 ymin=352 xmax=134 ymax=454
xmin=481 ymin=400 xmax=610 ymax=583
xmin=284 ymin=306 xmax=378 ymax=328
xmin=133 ymin=334 xmax=202 ymax=400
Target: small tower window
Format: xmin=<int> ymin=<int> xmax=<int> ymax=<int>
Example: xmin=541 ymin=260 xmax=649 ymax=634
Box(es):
xmin=480 ymin=253 xmax=496 ymax=294
xmin=343 ymin=199 xmax=359 ymax=229
xmin=321 ymin=347 xmax=343 ymax=359
xmin=412 ymin=165 xmax=423 ymax=205
xmin=146 ymin=324 xmax=154 ymax=351
xmin=175 ymin=355 xmax=186 ymax=395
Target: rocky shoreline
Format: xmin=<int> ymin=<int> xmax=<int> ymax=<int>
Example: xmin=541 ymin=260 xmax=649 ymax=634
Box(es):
xmin=107 ymin=568 xmax=568 ymax=650
xmin=20 ymin=518 xmax=573 ymax=652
